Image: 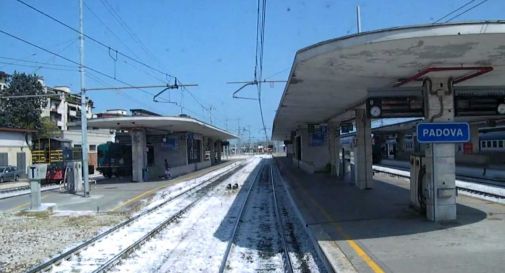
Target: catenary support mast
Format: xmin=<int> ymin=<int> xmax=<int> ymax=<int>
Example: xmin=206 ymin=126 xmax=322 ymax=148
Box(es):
xmin=79 ymin=0 xmax=90 ymax=197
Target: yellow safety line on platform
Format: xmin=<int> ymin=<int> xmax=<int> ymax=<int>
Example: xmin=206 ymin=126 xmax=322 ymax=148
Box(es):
xmin=110 ymin=183 xmax=170 ymax=212
xmin=287 ymin=171 xmax=386 ymax=273
xmin=110 ymin=161 xmax=237 ymax=212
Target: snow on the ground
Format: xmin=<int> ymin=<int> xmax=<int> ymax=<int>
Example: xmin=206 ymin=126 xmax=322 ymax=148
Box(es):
xmin=0 ymin=181 xmax=28 ymax=190
xmin=47 ymin=159 xmax=255 ymax=273
xmin=52 ymin=210 xmax=97 ymax=217
xmin=0 ymin=159 xmax=253 ymax=273
xmin=0 ymin=184 xmax=60 ymax=200
xmin=225 ymin=162 xmax=284 ymax=273
xmin=0 ymin=212 xmax=125 ymax=273
xmin=111 ymin=156 xmax=327 ymax=273
xmin=110 ymin=157 xmax=263 ymax=273
xmin=273 ymin=166 xmax=328 ymax=273
xmin=139 ymin=159 xmax=251 ymax=214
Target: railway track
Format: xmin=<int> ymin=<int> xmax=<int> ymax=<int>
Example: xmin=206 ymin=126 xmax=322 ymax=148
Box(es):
xmin=373 ymin=165 xmax=505 ymax=202
xmin=25 ymin=161 xmax=245 ymax=273
xmin=270 ymin=165 xmax=294 ymax=273
xmin=0 ymin=183 xmax=60 ymax=199
xmin=219 ymin=163 xmax=295 ymax=273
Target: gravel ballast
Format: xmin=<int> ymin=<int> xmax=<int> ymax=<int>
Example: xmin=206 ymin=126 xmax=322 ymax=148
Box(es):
xmin=0 ymin=212 xmax=126 ymax=273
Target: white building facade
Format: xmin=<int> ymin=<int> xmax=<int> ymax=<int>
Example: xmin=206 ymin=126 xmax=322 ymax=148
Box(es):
xmin=0 ymin=128 xmax=33 ymax=176
xmin=41 ymin=86 xmax=93 ymax=131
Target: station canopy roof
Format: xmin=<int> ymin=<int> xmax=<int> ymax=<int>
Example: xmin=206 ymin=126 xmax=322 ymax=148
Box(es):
xmin=87 ymin=116 xmax=237 ymax=140
xmin=272 ymin=21 xmax=505 ymax=140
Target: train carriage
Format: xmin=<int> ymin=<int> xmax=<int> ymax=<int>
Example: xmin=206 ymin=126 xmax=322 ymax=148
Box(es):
xmin=97 ymin=142 xmax=132 ymax=178
xmin=32 ymin=137 xmax=75 ymax=184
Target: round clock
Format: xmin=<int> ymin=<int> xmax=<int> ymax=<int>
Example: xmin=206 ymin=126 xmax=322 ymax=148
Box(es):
xmin=370 ymin=105 xmax=382 ymax=117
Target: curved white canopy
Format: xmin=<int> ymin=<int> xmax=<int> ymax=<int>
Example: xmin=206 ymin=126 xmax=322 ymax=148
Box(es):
xmin=272 ymin=21 xmax=505 ymax=140
xmin=88 ymin=116 xmax=237 ymax=140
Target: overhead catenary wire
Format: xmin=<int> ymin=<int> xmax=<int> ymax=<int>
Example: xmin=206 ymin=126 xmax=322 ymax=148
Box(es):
xmin=433 ymin=0 xmax=476 ymax=23
xmin=86 ymin=2 xmax=173 ymax=82
xmin=13 ymin=0 xmax=223 ymax=129
xmin=83 ymin=1 xmax=142 ymax=60
xmin=86 ymin=71 xmax=207 ymax=120
xmin=86 ymin=72 xmax=164 ymax=112
xmin=444 ymin=0 xmax=489 ymax=22
xmin=0 ymin=61 xmax=78 ymax=72
xmin=0 ymin=28 xmax=161 ymax=99
xmin=228 ymin=0 xmax=271 ymax=141
xmin=433 ymin=0 xmax=489 ymax=23
xmin=84 ymin=0 xmax=216 ymax=121
xmin=0 ymin=56 xmax=78 ymax=69
xmin=99 ymin=0 xmax=164 ymax=70
xmin=15 ymin=0 xmax=175 ymax=80
xmin=256 ymin=0 xmax=270 ymax=142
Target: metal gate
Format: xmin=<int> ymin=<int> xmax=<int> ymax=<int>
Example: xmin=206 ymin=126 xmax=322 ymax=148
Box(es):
xmin=17 ymin=152 xmax=26 ymax=176
xmin=0 ymin=153 xmax=7 ymax=166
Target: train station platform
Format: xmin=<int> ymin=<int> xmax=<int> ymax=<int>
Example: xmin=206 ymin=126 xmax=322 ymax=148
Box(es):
xmin=275 ymin=156 xmax=505 ymax=273
xmin=0 ymin=160 xmax=239 ymax=214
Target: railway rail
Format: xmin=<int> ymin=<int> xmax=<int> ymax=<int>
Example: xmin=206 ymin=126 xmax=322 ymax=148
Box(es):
xmin=25 ymin=161 xmax=245 ymax=273
xmin=219 ymin=163 xmax=295 ymax=273
xmin=373 ymin=165 xmax=505 ymax=202
xmin=0 ymin=183 xmax=60 ymax=200
xmin=218 ymin=163 xmax=264 ymax=273
xmin=270 ymin=165 xmax=295 ymax=273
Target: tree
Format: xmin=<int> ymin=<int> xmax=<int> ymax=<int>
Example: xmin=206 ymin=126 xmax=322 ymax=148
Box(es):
xmin=39 ymin=116 xmax=60 ymax=139
xmin=0 ymin=72 xmax=47 ymax=130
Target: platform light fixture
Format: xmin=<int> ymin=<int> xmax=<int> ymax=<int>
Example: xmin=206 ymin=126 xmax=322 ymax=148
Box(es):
xmin=497 ymin=103 xmax=505 ymax=115
xmin=366 ymin=96 xmax=424 ymax=118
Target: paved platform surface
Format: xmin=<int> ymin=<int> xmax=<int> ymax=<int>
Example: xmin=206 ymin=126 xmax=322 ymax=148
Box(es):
xmin=275 ymin=157 xmax=505 ymax=273
xmin=0 ymin=160 xmax=238 ymax=213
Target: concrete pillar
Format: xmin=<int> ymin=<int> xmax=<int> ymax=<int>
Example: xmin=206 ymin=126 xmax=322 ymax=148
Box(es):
xmin=470 ymin=124 xmax=480 ymax=153
xmin=30 ymin=180 xmax=41 ymax=210
xmin=397 ymin=132 xmax=405 ymax=159
xmin=217 ymin=140 xmax=222 ymax=163
xmin=354 ymin=108 xmax=373 ymax=189
xmin=336 ymin=130 xmax=342 ymax=177
xmin=329 ymin=124 xmax=337 ymax=176
xmin=209 ymin=138 xmax=216 ymax=165
xmin=329 ymin=122 xmax=341 ymax=177
xmin=423 ymin=77 xmax=457 ymax=222
xmin=131 ymin=129 xmax=147 ymax=182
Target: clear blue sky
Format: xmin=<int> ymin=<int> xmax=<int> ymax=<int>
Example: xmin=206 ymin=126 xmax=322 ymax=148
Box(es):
xmin=0 ymin=0 xmax=503 ymax=141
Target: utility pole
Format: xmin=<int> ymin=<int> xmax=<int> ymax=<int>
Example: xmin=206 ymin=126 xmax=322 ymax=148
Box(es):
xmin=247 ymin=125 xmax=251 ymax=152
xmin=356 ymin=5 xmax=362 ymax=33
xmin=208 ymin=105 xmax=215 ymax=124
xmin=79 ymin=0 xmax=89 ymax=197
xmin=237 ymin=118 xmax=241 ymax=154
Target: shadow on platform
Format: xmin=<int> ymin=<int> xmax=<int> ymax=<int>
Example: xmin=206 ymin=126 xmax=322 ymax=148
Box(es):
xmin=273 ymin=156 xmax=487 ymax=241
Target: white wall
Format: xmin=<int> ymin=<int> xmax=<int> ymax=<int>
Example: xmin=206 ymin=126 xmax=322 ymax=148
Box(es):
xmin=296 ymin=128 xmax=330 ymax=172
xmin=150 ymin=133 xmax=188 ymax=178
xmin=0 ymin=131 xmax=31 ymax=147
xmin=63 ymin=129 xmax=114 ymax=147
xmin=0 ymin=131 xmax=32 ymax=174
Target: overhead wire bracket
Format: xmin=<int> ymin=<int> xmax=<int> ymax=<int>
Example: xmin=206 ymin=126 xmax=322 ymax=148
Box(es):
xmin=228 ymin=79 xmax=286 ymax=101
xmin=108 ymin=47 xmax=118 ymax=79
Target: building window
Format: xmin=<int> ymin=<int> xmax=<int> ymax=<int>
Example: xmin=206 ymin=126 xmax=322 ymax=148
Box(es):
xmin=89 ymin=145 xmax=96 ymax=151
xmin=481 ymin=141 xmax=486 ymax=148
xmin=187 ymin=138 xmax=201 ymax=164
xmin=493 ymin=141 xmax=497 ymax=148
xmin=499 ymin=141 xmax=503 ymax=148
xmin=0 ymin=153 xmax=8 ymax=165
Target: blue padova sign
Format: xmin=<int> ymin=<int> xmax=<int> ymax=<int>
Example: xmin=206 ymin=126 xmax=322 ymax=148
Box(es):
xmin=416 ymin=122 xmax=470 ymax=143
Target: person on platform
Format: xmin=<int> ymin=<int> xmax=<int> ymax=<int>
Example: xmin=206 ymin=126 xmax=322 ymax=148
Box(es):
xmin=164 ymin=159 xmax=172 ymax=179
